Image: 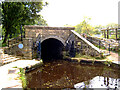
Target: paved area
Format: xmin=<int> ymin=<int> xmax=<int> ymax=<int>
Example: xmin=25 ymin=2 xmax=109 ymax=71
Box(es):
xmin=106 ymin=51 xmax=120 ymax=64
xmin=0 ymin=60 xmax=41 ymax=89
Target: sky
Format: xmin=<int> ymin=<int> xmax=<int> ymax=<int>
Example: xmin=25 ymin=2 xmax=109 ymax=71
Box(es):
xmin=41 ymin=0 xmax=120 ymax=27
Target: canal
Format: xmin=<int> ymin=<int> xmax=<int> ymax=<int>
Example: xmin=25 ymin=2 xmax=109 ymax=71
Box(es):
xmin=26 ymin=60 xmax=120 ymax=89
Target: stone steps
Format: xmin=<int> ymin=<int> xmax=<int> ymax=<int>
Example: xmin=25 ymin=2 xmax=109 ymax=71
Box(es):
xmin=3 ymin=58 xmax=20 ymax=64
xmin=2 ymin=55 xmax=20 ymax=64
xmin=0 ymin=48 xmax=20 ymax=65
xmin=2 ymin=57 xmax=19 ymax=61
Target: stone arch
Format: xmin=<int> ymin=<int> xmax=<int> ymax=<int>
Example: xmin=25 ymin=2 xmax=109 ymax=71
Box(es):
xmin=41 ymin=37 xmax=65 ymax=61
xmin=41 ymin=36 xmax=66 ymax=46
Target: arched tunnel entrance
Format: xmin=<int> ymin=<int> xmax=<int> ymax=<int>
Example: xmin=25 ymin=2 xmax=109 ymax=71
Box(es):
xmin=41 ymin=38 xmax=64 ymax=61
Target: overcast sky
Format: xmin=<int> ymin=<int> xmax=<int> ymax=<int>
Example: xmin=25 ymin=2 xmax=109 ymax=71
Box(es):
xmin=41 ymin=0 xmax=120 ymax=27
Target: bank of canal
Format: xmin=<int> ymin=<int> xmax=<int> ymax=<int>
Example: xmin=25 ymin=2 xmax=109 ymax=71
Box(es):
xmin=26 ymin=60 xmax=120 ymax=89
xmin=0 ymin=60 xmax=42 ymax=89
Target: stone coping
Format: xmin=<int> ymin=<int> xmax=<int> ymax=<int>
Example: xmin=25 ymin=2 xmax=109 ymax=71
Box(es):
xmin=24 ymin=25 xmax=75 ymax=30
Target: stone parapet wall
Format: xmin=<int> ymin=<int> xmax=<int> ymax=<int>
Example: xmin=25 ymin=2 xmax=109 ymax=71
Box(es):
xmin=75 ymin=38 xmax=101 ymax=57
xmin=4 ymin=38 xmax=33 ymax=59
xmin=87 ymin=36 xmax=119 ymax=51
xmin=4 ymin=25 xmax=104 ymax=59
xmin=71 ymin=30 xmax=102 ymax=57
xmin=7 ymin=36 xmax=21 ymax=47
xmin=24 ymin=25 xmax=73 ymax=43
xmin=86 ymin=36 xmax=102 ymax=46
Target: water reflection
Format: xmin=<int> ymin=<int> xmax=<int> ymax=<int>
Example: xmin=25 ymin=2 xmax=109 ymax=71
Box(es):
xmin=26 ymin=60 xmax=120 ymax=89
xmin=74 ymin=76 xmax=120 ymax=89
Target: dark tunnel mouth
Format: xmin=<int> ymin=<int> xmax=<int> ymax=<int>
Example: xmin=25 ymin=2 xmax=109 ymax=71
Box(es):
xmin=41 ymin=38 xmax=64 ymax=61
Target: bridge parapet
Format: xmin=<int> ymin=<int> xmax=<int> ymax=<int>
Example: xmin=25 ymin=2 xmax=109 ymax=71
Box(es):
xmin=71 ymin=30 xmax=103 ymax=57
xmin=4 ymin=25 xmax=103 ymax=59
xmin=23 ymin=25 xmax=75 ymax=59
xmin=24 ymin=25 xmax=74 ymax=45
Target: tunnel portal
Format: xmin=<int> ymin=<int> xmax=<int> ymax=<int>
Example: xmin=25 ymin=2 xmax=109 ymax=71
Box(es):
xmin=41 ymin=38 xmax=64 ymax=61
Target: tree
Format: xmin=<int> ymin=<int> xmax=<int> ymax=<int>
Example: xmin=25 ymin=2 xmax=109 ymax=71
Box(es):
xmin=0 ymin=2 xmax=2 ymax=25
xmin=94 ymin=25 xmax=103 ymax=35
xmin=34 ymin=15 xmax=48 ymax=26
xmin=106 ymin=23 xmax=118 ymax=28
xmin=75 ymin=17 xmax=95 ymax=35
xmin=2 ymin=1 xmax=48 ymax=43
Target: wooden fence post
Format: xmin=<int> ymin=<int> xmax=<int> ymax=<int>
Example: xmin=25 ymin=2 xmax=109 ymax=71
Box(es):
xmin=104 ymin=30 xmax=106 ymax=38
xmin=107 ymin=28 xmax=109 ymax=39
xmin=115 ymin=28 xmax=118 ymax=39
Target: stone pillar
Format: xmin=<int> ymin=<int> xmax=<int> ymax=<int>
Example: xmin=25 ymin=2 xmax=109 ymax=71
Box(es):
xmin=23 ymin=38 xmax=33 ymax=59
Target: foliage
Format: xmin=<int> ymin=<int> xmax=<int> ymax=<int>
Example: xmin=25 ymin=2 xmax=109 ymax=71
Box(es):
xmin=2 ymin=1 xmax=48 ymax=43
xmin=104 ymin=59 xmax=112 ymax=66
xmin=119 ymin=51 xmax=120 ymax=56
xmin=18 ymin=68 xmax=27 ymax=88
xmin=75 ymin=53 xmax=105 ymax=60
xmin=75 ymin=17 xmax=101 ymax=35
xmin=0 ymin=3 xmax=2 ymax=25
xmin=0 ymin=40 xmax=2 ymax=47
xmin=34 ymin=15 xmax=48 ymax=26
xmin=106 ymin=23 xmax=118 ymax=28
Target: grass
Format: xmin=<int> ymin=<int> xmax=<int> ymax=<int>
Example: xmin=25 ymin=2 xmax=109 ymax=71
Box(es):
xmin=18 ymin=68 xmax=27 ymax=88
xmin=101 ymin=34 xmax=120 ymax=39
xmin=75 ymin=53 xmax=105 ymax=60
xmin=118 ymin=51 xmax=120 ymax=56
xmin=95 ymin=44 xmax=106 ymax=50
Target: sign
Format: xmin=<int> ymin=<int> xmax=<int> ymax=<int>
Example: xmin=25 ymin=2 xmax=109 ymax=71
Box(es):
xmin=18 ymin=44 xmax=23 ymax=49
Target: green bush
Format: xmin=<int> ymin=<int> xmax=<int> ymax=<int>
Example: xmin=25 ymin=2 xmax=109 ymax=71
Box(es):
xmin=0 ymin=40 xmax=2 ymax=47
xmin=18 ymin=68 xmax=27 ymax=88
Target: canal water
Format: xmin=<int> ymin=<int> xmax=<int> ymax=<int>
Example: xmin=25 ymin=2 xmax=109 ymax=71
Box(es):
xmin=26 ymin=60 xmax=120 ymax=89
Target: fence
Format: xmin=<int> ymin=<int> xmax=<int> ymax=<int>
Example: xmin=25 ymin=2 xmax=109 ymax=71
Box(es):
xmin=86 ymin=35 xmax=119 ymax=53
xmin=101 ymin=28 xmax=120 ymax=40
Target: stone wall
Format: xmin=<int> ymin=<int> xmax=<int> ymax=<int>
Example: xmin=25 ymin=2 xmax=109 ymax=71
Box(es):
xmin=4 ymin=38 xmax=33 ymax=59
xmin=4 ymin=25 xmax=103 ymax=59
xmin=7 ymin=36 xmax=21 ymax=47
xmin=24 ymin=25 xmax=74 ymax=44
xmin=71 ymin=30 xmax=102 ymax=57
xmin=87 ymin=36 xmax=119 ymax=51
xmin=4 ymin=26 xmax=75 ymax=59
